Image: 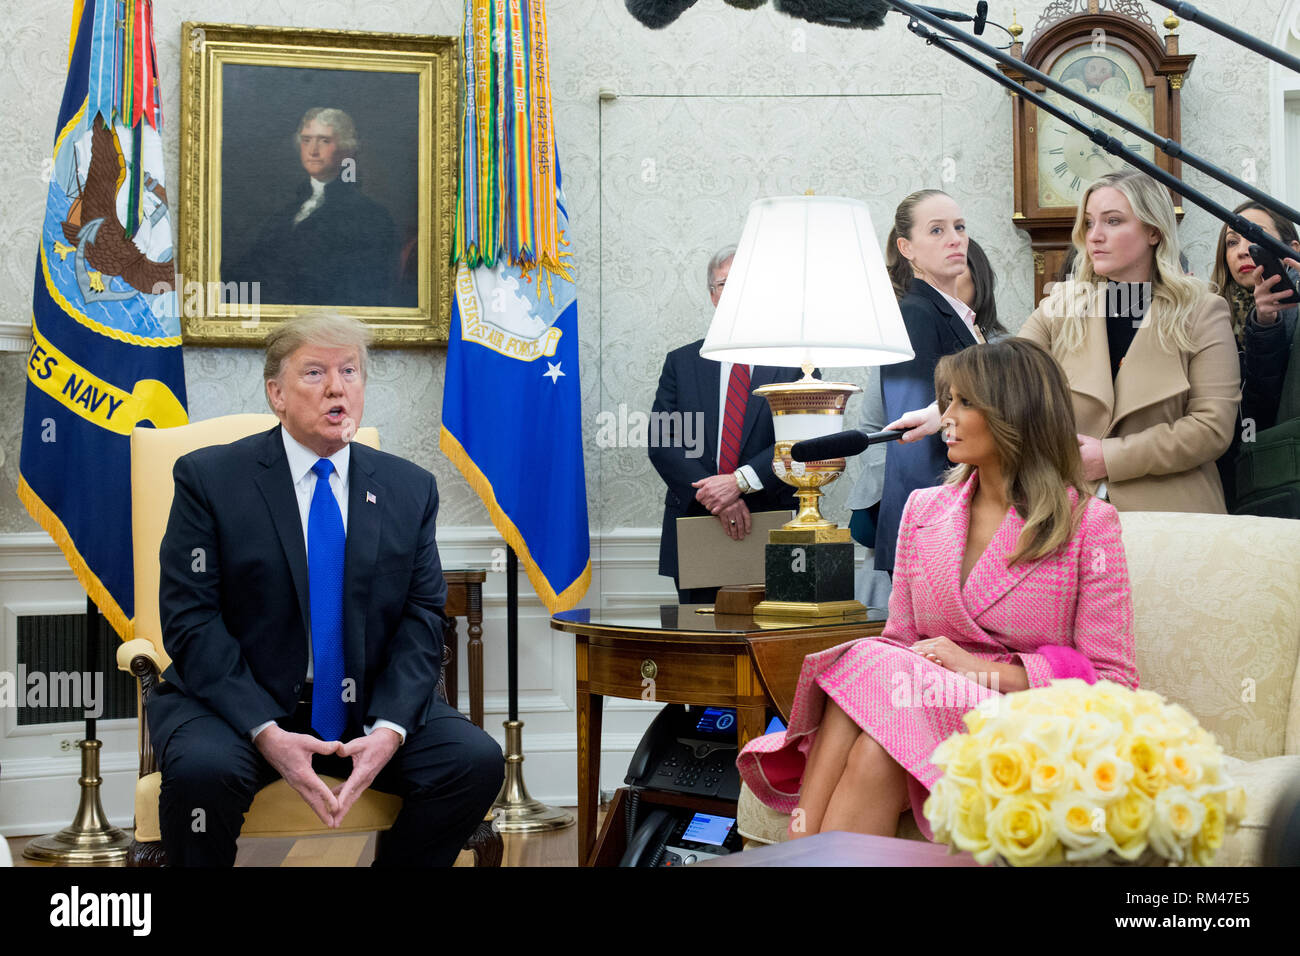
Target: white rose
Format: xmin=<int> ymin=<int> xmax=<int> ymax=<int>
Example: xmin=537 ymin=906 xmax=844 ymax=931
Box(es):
xmin=1149 ymin=788 xmax=1206 ymax=862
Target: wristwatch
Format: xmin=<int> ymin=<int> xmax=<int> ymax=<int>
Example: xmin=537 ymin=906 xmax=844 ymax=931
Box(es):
xmin=734 ymin=470 xmax=751 ymax=495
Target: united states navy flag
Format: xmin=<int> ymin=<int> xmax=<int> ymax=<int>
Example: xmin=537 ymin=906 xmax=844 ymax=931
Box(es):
xmin=18 ymin=0 xmax=188 ymax=638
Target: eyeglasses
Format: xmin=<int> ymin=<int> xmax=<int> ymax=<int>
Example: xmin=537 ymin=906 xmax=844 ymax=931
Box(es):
xmin=709 ymin=278 xmax=727 ymax=293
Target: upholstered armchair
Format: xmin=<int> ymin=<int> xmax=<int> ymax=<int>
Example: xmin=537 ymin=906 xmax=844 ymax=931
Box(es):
xmin=117 ymin=413 xmax=501 ymax=866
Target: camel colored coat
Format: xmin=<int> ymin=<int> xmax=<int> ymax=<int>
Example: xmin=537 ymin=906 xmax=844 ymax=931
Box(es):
xmin=1019 ymin=290 xmax=1240 ymax=514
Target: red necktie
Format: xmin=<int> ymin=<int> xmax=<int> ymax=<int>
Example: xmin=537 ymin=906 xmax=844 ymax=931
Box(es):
xmin=719 ymin=364 xmax=750 ymax=474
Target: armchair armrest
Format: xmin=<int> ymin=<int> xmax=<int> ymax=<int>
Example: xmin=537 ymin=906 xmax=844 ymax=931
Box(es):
xmin=117 ymin=638 xmax=162 ymax=678
xmin=118 ymin=638 xmax=163 ymax=778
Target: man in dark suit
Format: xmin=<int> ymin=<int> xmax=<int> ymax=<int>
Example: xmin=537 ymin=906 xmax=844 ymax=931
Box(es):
xmin=224 ymin=107 xmax=400 ymax=307
xmin=148 ymin=314 xmax=502 ymax=866
xmin=648 ymin=247 xmax=805 ymax=603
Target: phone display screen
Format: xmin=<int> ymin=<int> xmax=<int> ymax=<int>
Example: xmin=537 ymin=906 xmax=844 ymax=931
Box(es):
xmin=694 ymin=707 xmax=736 ymax=736
xmin=683 ymin=813 xmax=735 ymax=847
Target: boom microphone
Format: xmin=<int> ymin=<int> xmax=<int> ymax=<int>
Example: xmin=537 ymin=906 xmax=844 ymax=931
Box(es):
xmin=625 ymin=0 xmax=891 ymax=30
xmin=790 ymin=429 xmax=904 ymax=462
xmin=774 ymin=0 xmax=890 ymax=29
xmin=974 ymin=0 xmax=988 ymax=35
xmin=624 ymin=0 xmax=700 ymax=28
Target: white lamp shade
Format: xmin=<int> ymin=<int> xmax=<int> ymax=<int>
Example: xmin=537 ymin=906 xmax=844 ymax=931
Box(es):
xmin=700 ymin=196 xmax=914 ymax=369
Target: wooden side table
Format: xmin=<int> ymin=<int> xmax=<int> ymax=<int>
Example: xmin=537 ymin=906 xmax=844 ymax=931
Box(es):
xmin=444 ymin=570 xmax=486 ymax=728
xmin=551 ymin=605 xmax=884 ymax=866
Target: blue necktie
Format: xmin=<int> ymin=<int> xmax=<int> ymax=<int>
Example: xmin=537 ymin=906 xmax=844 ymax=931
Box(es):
xmin=308 ymin=458 xmax=346 ymax=741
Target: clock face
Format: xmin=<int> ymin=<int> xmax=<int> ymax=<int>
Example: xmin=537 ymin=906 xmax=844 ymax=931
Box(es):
xmin=1035 ymin=45 xmax=1158 ymax=209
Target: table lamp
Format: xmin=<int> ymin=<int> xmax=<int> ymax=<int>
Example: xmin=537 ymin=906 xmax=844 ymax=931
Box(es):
xmin=701 ymin=195 xmax=914 ymax=618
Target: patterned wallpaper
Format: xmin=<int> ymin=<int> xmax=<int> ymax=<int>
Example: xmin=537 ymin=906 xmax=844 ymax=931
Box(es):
xmin=0 ymin=1 xmax=1288 ymax=548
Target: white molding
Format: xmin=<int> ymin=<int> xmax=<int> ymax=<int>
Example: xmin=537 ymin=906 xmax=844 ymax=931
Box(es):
xmin=1272 ymin=0 xmax=1300 ymax=207
xmin=0 ymin=320 xmax=31 ymax=354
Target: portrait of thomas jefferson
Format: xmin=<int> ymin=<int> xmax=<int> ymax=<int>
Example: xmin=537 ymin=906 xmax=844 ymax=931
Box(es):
xmin=222 ymin=107 xmax=396 ymax=307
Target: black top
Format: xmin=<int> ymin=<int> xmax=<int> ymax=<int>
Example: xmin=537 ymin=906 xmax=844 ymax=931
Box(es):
xmin=1105 ymin=282 xmax=1151 ymax=379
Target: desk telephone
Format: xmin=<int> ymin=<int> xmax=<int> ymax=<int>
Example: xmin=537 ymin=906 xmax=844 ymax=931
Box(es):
xmin=625 ymin=704 xmax=743 ymax=801
xmin=619 ymin=704 xmax=753 ymax=866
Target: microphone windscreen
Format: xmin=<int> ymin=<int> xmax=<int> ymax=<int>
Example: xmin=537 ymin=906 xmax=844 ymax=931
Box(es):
xmin=975 ymin=0 xmax=988 ymax=34
xmin=625 ymin=0 xmax=700 ymax=29
xmin=791 ymin=430 xmax=873 ymax=462
xmin=773 ymin=0 xmax=890 ymax=30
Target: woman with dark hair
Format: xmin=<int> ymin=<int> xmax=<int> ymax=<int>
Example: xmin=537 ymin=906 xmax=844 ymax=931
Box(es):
xmin=1209 ymin=201 xmax=1300 ymax=509
xmin=955 ymin=238 xmax=1008 ymax=341
xmin=738 ymin=338 xmax=1138 ymax=840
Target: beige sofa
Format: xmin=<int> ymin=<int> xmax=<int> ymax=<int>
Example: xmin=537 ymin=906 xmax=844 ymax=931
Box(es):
xmin=738 ymin=511 xmax=1300 ymax=865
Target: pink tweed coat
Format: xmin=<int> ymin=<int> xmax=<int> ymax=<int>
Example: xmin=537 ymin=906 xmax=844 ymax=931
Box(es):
xmin=736 ymin=469 xmax=1138 ymax=836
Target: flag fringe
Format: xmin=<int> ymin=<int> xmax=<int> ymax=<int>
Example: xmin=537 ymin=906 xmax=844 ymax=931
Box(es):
xmin=17 ymin=475 xmax=133 ymax=640
xmin=439 ymin=425 xmax=590 ymax=613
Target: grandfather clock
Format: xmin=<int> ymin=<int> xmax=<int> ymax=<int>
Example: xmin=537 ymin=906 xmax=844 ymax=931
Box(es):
xmin=999 ymin=0 xmax=1196 ymax=304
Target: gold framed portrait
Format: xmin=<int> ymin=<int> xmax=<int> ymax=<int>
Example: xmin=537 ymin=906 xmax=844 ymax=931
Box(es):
xmin=178 ymin=23 xmax=457 ymax=346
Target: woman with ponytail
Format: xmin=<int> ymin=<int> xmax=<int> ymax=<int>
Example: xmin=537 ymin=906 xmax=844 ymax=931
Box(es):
xmin=874 ymin=189 xmax=987 ymax=573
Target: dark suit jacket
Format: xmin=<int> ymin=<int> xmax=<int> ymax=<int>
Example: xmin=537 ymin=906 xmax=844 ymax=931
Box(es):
xmin=224 ymin=177 xmax=401 ymax=307
xmin=648 ymin=340 xmax=804 ymax=581
xmin=147 ymin=426 xmax=447 ymax=758
xmin=875 ymin=278 xmax=978 ymax=573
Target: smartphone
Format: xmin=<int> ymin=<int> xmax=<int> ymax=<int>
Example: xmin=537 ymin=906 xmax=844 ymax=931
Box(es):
xmin=1249 ymin=243 xmax=1300 ymax=308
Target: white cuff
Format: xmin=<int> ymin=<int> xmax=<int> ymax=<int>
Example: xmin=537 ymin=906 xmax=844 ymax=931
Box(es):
xmin=366 ymin=719 xmax=407 ymax=745
xmin=738 ymin=464 xmax=763 ymax=492
xmin=250 ymin=720 xmax=276 ymax=742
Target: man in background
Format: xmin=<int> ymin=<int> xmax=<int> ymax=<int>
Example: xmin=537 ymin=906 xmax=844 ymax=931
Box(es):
xmin=649 ymin=246 xmax=805 ymax=603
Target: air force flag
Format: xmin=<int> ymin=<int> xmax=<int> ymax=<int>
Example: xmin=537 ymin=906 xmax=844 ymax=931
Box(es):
xmin=440 ymin=194 xmax=590 ymax=612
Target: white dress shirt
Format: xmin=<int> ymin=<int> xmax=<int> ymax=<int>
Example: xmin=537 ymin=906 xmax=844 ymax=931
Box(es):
xmin=293 ymin=177 xmax=328 ymax=226
xmin=935 ymin=288 xmax=985 ymax=344
xmin=250 ymin=430 xmax=405 ymax=744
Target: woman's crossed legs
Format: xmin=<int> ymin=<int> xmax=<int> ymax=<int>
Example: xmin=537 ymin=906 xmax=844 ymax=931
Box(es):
xmin=791 ymin=697 xmax=911 ymax=839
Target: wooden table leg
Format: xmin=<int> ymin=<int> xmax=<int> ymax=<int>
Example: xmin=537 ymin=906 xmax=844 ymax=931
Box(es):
xmin=444 ymin=617 xmax=459 ymax=714
xmin=736 ymin=651 xmax=768 ymax=751
xmin=468 ymin=588 xmax=484 ymax=729
xmin=576 ymin=638 xmax=603 ymax=866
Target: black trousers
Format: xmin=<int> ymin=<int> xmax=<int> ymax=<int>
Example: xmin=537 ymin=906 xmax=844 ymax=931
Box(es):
xmin=156 ymin=699 xmax=503 ymax=867
xmin=675 ymin=584 xmax=720 ymax=604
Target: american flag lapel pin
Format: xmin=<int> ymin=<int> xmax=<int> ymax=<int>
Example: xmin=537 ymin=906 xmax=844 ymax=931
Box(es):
xmin=366 ymin=491 xmax=377 ymax=504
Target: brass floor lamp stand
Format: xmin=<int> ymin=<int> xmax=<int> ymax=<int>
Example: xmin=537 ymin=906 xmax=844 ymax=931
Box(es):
xmin=23 ymin=738 xmax=129 ymax=865
xmin=490 ymin=548 xmax=573 ymax=833
xmin=492 ymin=719 xmax=574 ymax=832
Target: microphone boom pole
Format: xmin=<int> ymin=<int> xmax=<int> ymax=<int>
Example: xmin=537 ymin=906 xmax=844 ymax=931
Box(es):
xmin=1147 ymin=0 xmax=1300 ymax=75
xmin=882 ymin=0 xmax=1300 ymax=231
xmin=881 ymin=0 xmax=1300 ymax=267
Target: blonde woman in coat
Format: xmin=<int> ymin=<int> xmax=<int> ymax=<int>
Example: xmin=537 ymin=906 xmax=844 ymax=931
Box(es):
xmin=887 ymin=170 xmax=1240 ymax=514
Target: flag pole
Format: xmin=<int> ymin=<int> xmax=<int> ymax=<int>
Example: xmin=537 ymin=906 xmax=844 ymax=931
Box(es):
xmin=22 ymin=597 xmax=130 ymax=864
xmin=490 ymin=546 xmax=573 ymax=832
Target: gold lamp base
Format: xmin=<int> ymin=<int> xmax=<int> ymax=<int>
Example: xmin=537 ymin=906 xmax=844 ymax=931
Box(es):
xmin=490 ymin=719 xmax=575 ymax=833
xmin=22 ymin=738 xmax=129 ymax=865
xmin=752 ymin=599 xmax=868 ymax=621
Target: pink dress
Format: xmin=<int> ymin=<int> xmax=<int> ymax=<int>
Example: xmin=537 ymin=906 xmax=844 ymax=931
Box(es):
xmin=736 ymin=470 xmax=1139 ymax=838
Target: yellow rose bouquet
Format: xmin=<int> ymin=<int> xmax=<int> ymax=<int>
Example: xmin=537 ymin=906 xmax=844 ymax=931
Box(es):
xmin=922 ymin=680 xmax=1246 ymax=866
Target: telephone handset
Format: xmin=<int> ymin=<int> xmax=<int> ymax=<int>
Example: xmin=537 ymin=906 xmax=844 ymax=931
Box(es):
xmin=618 ymin=809 xmax=675 ymax=867
xmin=619 ymin=808 xmax=743 ymax=866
